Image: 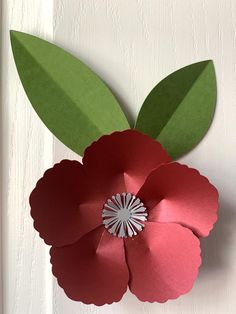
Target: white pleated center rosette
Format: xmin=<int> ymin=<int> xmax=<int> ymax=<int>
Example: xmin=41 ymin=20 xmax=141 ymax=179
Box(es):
xmin=102 ymin=193 xmax=148 ymax=238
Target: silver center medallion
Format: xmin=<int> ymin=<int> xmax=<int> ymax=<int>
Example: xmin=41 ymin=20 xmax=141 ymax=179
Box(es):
xmin=102 ymin=193 xmax=148 ymax=238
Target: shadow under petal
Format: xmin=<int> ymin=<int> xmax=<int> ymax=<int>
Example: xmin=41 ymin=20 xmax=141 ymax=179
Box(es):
xmin=199 ymin=196 xmax=236 ymax=276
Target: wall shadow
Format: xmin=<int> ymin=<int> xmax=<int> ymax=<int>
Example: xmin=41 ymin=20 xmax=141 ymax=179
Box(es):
xmin=199 ymin=197 xmax=235 ymax=276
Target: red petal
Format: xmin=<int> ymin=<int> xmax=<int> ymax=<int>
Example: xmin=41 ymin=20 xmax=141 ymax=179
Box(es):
xmin=30 ymin=160 xmax=103 ymax=247
xmin=50 ymin=227 xmax=129 ymax=305
xmin=125 ymin=222 xmax=201 ymax=302
xmin=83 ymin=130 xmax=170 ymax=194
xmin=138 ymin=163 xmax=218 ymax=237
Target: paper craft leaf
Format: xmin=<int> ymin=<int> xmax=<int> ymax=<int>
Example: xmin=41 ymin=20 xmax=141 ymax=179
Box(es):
xmin=10 ymin=31 xmax=129 ymax=156
xmin=135 ymin=61 xmax=217 ymax=159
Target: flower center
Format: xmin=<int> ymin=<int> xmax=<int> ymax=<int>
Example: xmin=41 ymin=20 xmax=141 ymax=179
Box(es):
xmin=102 ymin=193 xmax=147 ymax=238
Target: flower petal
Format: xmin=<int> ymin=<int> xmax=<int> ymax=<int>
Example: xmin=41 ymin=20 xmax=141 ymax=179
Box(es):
xmin=138 ymin=162 xmax=218 ymax=237
xmin=30 ymin=160 xmax=103 ymax=247
xmin=50 ymin=226 xmax=129 ymax=305
xmin=125 ymin=222 xmax=201 ymax=302
xmin=83 ymin=130 xmax=170 ymax=194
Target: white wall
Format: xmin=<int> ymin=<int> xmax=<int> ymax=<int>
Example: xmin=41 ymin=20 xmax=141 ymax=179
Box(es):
xmin=1 ymin=1 xmax=236 ymax=313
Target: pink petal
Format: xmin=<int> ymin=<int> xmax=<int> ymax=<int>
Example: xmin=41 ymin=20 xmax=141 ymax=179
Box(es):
xmin=125 ymin=222 xmax=201 ymax=302
xmin=138 ymin=162 xmax=218 ymax=237
xmin=83 ymin=130 xmax=170 ymax=194
xmin=50 ymin=227 xmax=129 ymax=305
xmin=30 ymin=160 xmax=103 ymax=247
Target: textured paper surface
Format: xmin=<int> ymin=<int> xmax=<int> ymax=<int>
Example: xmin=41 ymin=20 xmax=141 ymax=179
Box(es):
xmin=10 ymin=31 xmax=217 ymax=159
xmin=51 ymin=226 xmax=129 ymax=305
xmin=125 ymin=222 xmax=201 ymax=303
xmin=135 ymin=61 xmax=217 ymax=159
xmin=10 ymin=31 xmax=129 ymax=156
xmin=30 ymin=130 xmax=218 ymax=305
xmin=137 ymin=162 xmax=218 ymax=237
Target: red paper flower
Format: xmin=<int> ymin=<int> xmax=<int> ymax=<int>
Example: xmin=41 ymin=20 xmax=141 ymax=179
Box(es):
xmin=30 ymin=130 xmax=218 ymax=305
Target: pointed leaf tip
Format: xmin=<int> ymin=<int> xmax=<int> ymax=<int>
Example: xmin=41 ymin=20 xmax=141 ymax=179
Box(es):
xmin=10 ymin=31 xmax=129 ymax=156
xmin=135 ymin=60 xmax=217 ymax=159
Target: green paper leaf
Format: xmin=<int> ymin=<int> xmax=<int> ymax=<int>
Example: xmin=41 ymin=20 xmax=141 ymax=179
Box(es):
xmin=10 ymin=31 xmax=129 ymax=155
xmin=135 ymin=61 xmax=217 ymax=159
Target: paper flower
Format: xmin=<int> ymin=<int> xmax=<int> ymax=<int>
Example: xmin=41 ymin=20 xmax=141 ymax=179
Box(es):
xmin=30 ymin=130 xmax=218 ymax=305
xmin=10 ymin=32 xmax=219 ymax=305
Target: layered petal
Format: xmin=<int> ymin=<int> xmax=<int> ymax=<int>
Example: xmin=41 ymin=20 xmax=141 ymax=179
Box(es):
xmin=125 ymin=222 xmax=201 ymax=302
xmin=138 ymin=162 xmax=218 ymax=237
xmin=83 ymin=130 xmax=170 ymax=194
xmin=50 ymin=226 xmax=129 ymax=305
xmin=30 ymin=160 xmax=103 ymax=247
